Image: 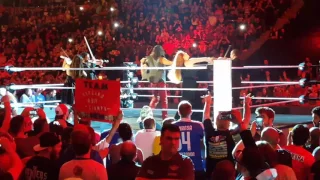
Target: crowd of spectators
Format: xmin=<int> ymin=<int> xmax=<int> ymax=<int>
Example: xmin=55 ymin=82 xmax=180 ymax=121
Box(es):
xmin=0 ymin=0 xmax=293 ymax=104
xmin=238 ymin=57 xmax=319 ymax=107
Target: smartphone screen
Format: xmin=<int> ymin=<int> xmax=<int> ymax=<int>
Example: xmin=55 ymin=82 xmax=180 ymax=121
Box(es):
xmin=256 ymin=117 xmax=263 ymax=131
xmin=218 ymin=111 xmax=232 ymax=120
xmin=30 ymin=110 xmax=37 ymax=115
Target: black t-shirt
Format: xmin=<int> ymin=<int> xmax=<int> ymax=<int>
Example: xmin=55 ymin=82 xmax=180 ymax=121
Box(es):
xmin=232 ymin=58 xmax=243 ymax=87
xmin=0 ymin=171 xmax=13 ymax=180
xmin=311 ymin=160 xmax=320 ymax=180
xmin=107 ymin=159 xmax=141 ymax=180
xmin=203 ymin=119 xmax=235 ymax=178
xmin=137 ymin=152 xmax=194 ymax=179
xmin=21 ymin=156 xmax=59 ymax=180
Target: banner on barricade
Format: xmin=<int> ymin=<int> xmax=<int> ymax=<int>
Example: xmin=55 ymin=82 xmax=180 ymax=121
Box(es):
xmin=75 ymin=79 xmax=121 ymax=122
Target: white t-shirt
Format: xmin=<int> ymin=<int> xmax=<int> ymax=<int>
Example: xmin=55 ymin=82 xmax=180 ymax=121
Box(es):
xmin=134 ymin=129 xmax=160 ymax=160
xmin=59 ymin=159 xmax=108 ymax=180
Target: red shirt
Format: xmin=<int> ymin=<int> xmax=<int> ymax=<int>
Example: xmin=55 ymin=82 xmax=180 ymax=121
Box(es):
xmin=283 ymin=145 xmax=315 ymax=180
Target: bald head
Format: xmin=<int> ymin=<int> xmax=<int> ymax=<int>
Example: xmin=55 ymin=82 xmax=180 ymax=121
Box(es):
xmin=313 ymin=147 xmax=320 ymax=161
xmin=261 ymin=127 xmax=279 ymax=149
xmin=310 ymin=127 xmax=320 ymax=145
xmin=120 ymin=141 xmax=137 ymax=161
xmin=212 ymin=160 xmax=236 ymax=180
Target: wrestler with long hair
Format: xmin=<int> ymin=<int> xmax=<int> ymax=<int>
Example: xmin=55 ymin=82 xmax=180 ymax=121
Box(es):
xmin=61 ymin=55 xmax=87 ymax=105
xmin=141 ymin=45 xmax=173 ymax=120
xmin=168 ymin=50 xmax=214 ymax=121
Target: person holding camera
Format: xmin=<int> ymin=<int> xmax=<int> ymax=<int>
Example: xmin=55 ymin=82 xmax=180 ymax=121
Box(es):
xmin=202 ymin=92 xmax=251 ymax=178
xmin=251 ymin=107 xmax=286 ymax=147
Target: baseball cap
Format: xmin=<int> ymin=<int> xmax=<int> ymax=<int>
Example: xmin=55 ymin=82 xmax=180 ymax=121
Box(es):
xmin=55 ymin=104 xmax=69 ymax=116
xmin=137 ymin=106 xmax=153 ymax=123
xmin=33 ymin=132 xmax=60 ymax=152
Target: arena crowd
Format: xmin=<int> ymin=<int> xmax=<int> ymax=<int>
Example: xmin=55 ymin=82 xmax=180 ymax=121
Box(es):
xmin=1 ymin=0 xmax=319 ymax=180
xmin=0 ymin=0 xmax=299 ymax=105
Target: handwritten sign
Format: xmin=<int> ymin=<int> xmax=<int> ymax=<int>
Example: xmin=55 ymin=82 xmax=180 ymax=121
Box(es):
xmin=75 ymin=79 xmax=121 ymax=122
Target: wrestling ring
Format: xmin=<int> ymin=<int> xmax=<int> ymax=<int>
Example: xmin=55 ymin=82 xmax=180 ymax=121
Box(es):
xmin=0 ymin=61 xmax=317 ymax=133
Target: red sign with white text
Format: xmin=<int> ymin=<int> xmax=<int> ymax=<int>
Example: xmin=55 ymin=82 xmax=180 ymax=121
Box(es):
xmin=75 ymin=79 xmax=121 ymax=122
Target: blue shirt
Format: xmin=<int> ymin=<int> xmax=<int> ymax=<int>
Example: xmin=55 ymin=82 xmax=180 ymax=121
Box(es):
xmin=173 ymin=118 xmax=204 ymax=171
xmin=20 ymin=94 xmax=35 ymax=103
xmin=35 ymin=94 xmax=46 ymax=102
xmin=100 ymin=130 xmax=120 ymax=145
xmin=100 ymin=129 xmax=120 ymax=167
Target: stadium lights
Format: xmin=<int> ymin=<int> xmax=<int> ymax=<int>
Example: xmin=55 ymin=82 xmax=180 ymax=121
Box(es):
xmin=114 ymin=22 xmax=119 ymax=28
xmin=192 ymin=43 xmax=197 ymax=48
xmin=239 ymin=24 xmax=246 ymax=30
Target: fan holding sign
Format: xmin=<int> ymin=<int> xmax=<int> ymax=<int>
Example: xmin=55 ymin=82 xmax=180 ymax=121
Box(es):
xmin=74 ymin=79 xmax=121 ymax=123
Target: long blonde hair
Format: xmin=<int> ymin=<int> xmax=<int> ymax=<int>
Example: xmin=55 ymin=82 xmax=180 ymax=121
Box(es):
xmin=168 ymin=50 xmax=188 ymax=84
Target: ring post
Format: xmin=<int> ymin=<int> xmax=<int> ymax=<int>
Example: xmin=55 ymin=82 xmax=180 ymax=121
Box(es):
xmin=213 ymin=59 xmax=232 ymax=121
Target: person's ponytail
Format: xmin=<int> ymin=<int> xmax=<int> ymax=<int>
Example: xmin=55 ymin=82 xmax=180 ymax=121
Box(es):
xmin=168 ymin=51 xmax=186 ymax=84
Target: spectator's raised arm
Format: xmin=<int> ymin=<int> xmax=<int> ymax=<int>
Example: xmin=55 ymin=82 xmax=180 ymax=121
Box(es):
xmin=1 ymin=95 xmax=11 ymax=132
xmin=93 ymin=110 xmax=122 ymax=158
xmin=203 ymin=92 xmax=212 ymax=121
xmin=36 ymin=108 xmax=46 ymax=120
xmin=242 ymin=94 xmax=252 ymax=127
xmin=0 ymin=137 xmax=23 ymax=180
xmin=20 ymin=107 xmax=34 ymax=118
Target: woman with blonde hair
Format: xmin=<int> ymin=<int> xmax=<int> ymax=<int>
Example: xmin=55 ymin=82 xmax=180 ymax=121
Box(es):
xmin=61 ymin=55 xmax=87 ymax=105
xmin=168 ymin=50 xmax=214 ymax=120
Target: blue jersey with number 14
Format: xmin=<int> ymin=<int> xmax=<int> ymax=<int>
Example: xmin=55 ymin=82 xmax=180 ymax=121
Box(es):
xmin=173 ymin=119 xmax=204 ymax=171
